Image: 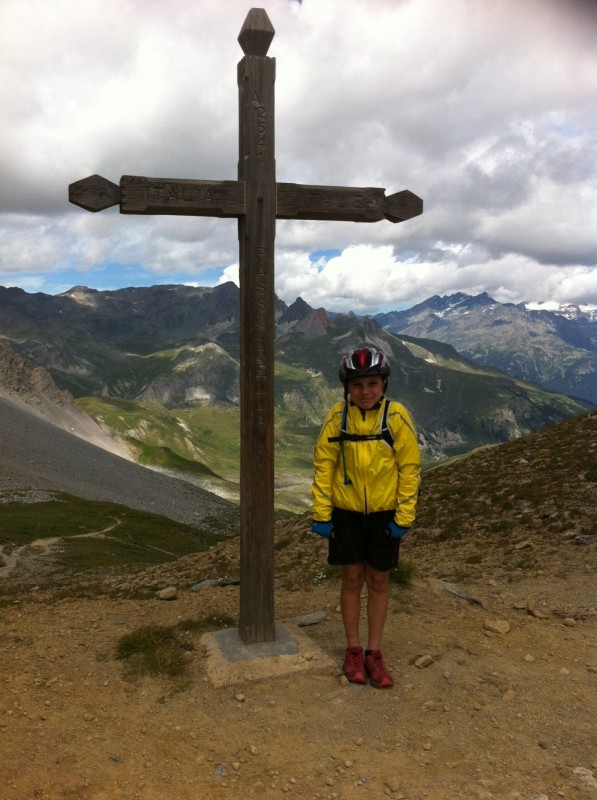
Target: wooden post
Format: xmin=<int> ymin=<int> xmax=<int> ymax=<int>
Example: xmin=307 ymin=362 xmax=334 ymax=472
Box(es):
xmin=68 ymin=7 xmax=423 ymax=645
xmin=237 ymin=9 xmax=276 ymax=643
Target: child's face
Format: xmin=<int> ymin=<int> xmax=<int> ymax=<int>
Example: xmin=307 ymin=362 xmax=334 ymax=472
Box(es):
xmin=347 ymin=375 xmax=384 ymax=410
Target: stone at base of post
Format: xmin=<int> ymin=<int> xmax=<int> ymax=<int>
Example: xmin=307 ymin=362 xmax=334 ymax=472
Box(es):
xmin=201 ymin=622 xmax=337 ymax=688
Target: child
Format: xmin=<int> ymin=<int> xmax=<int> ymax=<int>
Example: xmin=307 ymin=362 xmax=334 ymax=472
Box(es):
xmin=311 ymin=346 xmax=421 ymax=688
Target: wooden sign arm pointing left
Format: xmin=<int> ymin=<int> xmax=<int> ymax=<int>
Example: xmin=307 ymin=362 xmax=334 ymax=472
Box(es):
xmin=69 ymin=174 xmax=423 ymax=224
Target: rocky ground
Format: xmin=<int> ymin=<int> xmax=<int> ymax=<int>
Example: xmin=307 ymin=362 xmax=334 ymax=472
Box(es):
xmin=1 ymin=513 xmax=596 ymax=799
xmin=1 ymin=412 xmax=595 ymax=800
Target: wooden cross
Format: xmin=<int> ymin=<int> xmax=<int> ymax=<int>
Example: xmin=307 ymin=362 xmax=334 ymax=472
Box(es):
xmin=69 ymin=8 xmax=423 ymax=645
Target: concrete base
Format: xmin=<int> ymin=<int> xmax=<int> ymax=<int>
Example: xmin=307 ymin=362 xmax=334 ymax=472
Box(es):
xmin=200 ymin=622 xmax=337 ymax=687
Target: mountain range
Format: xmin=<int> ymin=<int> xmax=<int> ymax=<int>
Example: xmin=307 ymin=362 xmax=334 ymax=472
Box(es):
xmin=0 ymin=284 xmax=590 ymax=482
xmin=375 ymin=292 xmax=597 ymax=405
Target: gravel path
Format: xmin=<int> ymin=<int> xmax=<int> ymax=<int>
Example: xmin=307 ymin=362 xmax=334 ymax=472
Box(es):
xmin=0 ymin=396 xmax=237 ymax=530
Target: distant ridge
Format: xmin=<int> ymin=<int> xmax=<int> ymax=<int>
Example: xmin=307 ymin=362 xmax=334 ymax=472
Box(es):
xmin=375 ymin=292 xmax=597 ymax=404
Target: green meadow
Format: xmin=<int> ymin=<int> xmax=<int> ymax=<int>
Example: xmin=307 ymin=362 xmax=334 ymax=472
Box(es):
xmin=0 ymin=493 xmax=223 ymax=572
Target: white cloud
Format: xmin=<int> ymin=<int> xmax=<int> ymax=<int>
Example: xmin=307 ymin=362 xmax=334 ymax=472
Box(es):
xmin=0 ymin=0 xmax=596 ymax=310
xmin=218 ymin=243 xmax=597 ymax=313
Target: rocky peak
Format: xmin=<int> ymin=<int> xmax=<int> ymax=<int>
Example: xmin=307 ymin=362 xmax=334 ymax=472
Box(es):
xmin=0 ymin=344 xmax=74 ymax=407
xmin=279 ymin=297 xmax=313 ymax=324
xmin=294 ymin=307 xmax=329 ymax=338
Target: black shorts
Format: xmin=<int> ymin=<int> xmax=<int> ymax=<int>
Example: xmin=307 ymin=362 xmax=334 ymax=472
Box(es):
xmin=328 ymin=508 xmax=400 ymax=572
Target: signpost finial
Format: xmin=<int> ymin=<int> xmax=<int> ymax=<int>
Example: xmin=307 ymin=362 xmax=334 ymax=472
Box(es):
xmin=238 ymin=8 xmax=275 ymax=56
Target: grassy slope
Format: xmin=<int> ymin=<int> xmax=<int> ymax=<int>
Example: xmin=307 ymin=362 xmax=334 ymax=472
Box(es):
xmin=0 ymin=493 xmax=222 ymax=572
xmin=76 ymin=396 xmax=320 ymax=513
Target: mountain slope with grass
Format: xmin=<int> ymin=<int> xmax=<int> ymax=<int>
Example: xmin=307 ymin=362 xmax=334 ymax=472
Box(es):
xmin=0 ymin=394 xmax=239 ymax=535
xmin=0 ymin=343 xmax=240 ymax=532
xmin=0 ymin=344 xmax=129 ymax=459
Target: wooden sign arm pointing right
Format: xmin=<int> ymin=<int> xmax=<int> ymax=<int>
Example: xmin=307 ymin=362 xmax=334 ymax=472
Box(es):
xmin=276 ymin=184 xmax=422 ymax=223
xmin=69 ymin=174 xmax=422 ymax=223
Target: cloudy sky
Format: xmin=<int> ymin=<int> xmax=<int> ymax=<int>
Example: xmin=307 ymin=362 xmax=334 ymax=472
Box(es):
xmin=1 ymin=0 xmax=596 ymax=314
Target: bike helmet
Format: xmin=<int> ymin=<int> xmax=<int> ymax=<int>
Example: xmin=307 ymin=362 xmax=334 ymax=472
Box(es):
xmin=338 ymin=347 xmax=390 ymax=383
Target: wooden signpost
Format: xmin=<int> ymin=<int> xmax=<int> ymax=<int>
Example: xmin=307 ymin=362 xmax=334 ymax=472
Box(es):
xmin=69 ymin=8 xmax=422 ymax=645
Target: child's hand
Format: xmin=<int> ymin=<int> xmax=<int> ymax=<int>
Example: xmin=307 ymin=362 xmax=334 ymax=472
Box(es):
xmin=311 ymin=521 xmax=334 ymax=539
xmin=386 ymin=521 xmax=409 ymax=539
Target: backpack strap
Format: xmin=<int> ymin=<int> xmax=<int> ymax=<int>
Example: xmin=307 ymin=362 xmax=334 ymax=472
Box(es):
xmin=327 ymin=399 xmax=394 ymax=447
xmin=380 ymin=398 xmax=394 ymax=448
xmin=326 ymin=399 xmax=394 ymax=486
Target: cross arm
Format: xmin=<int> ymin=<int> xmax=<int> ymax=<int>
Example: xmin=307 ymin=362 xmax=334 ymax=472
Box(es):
xmin=277 ymin=183 xmax=422 ymax=223
xmin=68 ymin=174 xmax=422 ymax=223
xmin=68 ymin=174 xmax=245 ymax=217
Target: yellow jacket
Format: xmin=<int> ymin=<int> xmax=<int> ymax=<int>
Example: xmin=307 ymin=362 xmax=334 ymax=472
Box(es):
xmin=312 ymin=398 xmax=421 ymax=527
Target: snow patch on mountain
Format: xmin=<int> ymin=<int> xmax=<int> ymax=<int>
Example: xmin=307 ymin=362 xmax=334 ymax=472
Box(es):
xmin=526 ymin=301 xmax=597 ymax=322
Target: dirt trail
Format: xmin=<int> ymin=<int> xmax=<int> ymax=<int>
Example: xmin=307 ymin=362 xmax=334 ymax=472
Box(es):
xmin=0 ymin=520 xmax=124 ymax=578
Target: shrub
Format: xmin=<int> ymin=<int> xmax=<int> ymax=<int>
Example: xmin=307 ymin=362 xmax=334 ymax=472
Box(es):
xmin=116 ymin=625 xmax=191 ymax=678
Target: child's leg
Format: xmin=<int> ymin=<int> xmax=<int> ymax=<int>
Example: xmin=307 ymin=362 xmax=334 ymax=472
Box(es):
xmin=364 ymin=565 xmax=390 ymax=651
xmin=340 ymin=564 xmax=366 ymax=647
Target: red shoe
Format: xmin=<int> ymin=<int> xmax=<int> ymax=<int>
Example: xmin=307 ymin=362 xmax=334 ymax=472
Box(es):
xmin=364 ymin=650 xmax=394 ymax=688
xmin=343 ymin=647 xmax=366 ymax=684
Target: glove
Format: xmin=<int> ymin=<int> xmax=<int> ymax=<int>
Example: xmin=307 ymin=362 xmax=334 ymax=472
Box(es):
xmin=386 ymin=521 xmax=409 ymax=539
xmin=311 ymin=521 xmax=334 ymax=539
